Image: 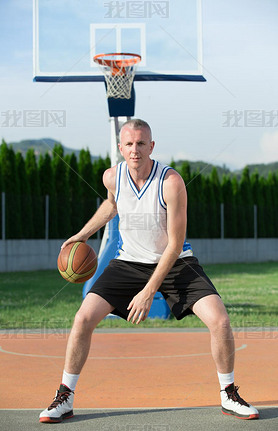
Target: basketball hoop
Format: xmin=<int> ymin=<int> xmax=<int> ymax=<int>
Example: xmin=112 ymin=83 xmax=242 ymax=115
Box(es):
xmin=93 ymin=53 xmax=141 ymax=99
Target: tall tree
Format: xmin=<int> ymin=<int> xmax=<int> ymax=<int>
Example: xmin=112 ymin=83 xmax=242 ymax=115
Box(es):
xmin=0 ymin=140 xmax=22 ymax=238
xmin=0 ymin=161 xmax=2 ymax=239
xmin=25 ymin=148 xmax=44 ymax=238
xmin=78 ymin=149 xmax=96 ymax=227
xmin=221 ymin=175 xmax=237 ymax=238
xmin=67 ymin=153 xmax=83 ymax=233
xmin=39 ymin=153 xmax=58 ymax=238
xmin=180 ymin=162 xmax=194 ymax=238
xmin=52 ymin=144 xmax=71 ymax=238
xmin=266 ymin=172 xmax=278 ymax=237
xmin=232 ymin=176 xmax=245 ymax=238
xmin=189 ymin=171 xmax=208 ymax=238
xmin=251 ymin=171 xmax=266 ymax=238
xmin=239 ymin=167 xmax=254 ymax=237
xmin=16 ymin=152 xmax=33 ymax=238
xmin=209 ymin=168 xmax=222 ymax=237
xmin=93 ymin=156 xmax=111 ymax=201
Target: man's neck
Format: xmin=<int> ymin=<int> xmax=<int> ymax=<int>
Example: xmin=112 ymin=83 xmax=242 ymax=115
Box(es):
xmin=128 ymin=159 xmax=154 ymax=191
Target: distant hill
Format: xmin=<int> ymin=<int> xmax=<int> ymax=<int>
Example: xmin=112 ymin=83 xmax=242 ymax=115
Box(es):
xmin=173 ymin=159 xmax=278 ymax=179
xmin=173 ymin=160 xmax=232 ymax=178
xmin=234 ymin=162 xmax=278 ymax=179
xmin=7 ymin=138 xmax=98 ymax=162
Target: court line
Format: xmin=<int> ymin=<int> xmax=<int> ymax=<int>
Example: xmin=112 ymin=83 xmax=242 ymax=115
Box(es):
xmin=1 ymin=405 xmax=277 ymax=411
xmin=0 ymin=344 xmax=247 ymax=360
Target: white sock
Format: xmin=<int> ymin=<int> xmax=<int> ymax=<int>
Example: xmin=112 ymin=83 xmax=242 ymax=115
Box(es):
xmin=217 ymin=371 xmax=234 ymax=390
xmin=62 ymin=370 xmax=80 ymax=391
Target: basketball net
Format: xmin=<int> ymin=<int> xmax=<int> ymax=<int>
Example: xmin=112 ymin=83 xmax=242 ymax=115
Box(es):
xmin=93 ymin=53 xmax=141 ymax=99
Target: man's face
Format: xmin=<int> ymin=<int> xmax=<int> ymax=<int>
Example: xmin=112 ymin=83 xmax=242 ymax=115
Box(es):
xmin=118 ymin=126 xmax=155 ymax=168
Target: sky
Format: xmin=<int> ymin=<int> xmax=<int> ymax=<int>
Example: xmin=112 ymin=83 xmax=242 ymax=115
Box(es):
xmin=0 ymin=0 xmax=278 ymax=170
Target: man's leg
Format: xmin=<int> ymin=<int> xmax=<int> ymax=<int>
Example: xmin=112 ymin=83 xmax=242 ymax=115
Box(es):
xmin=39 ymin=293 xmax=114 ymax=423
xmin=191 ymin=294 xmax=234 ymax=373
xmin=64 ymin=293 xmax=114 ymax=374
xmin=191 ymin=294 xmax=259 ymax=420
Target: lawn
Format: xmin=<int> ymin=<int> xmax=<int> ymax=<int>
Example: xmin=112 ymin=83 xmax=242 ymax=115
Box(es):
xmin=0 ymin=262 xmax=277 ymax=329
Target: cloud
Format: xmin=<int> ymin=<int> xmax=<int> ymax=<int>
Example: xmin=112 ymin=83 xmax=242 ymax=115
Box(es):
xmin=260 ymin=131 xmax=278 ymax=163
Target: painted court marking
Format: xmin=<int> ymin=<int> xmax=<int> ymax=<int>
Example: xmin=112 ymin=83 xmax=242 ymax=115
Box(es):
xmin=1 ymin=331 xmax=277 ymax=408
xmin=0 ymin=343 xmax=247 ymax=360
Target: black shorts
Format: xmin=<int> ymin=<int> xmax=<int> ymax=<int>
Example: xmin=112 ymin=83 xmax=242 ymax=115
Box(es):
xmin=89 ymin=256 xmax=220 ymax=320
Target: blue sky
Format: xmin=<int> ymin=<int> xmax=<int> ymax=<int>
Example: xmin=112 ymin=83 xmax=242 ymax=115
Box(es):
xmin=0 ymin=0 xmax=278 ymax=169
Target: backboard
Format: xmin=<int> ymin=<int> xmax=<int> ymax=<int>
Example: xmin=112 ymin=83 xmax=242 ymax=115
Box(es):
xmin=33 ymin=0 xmax=205 ymax=82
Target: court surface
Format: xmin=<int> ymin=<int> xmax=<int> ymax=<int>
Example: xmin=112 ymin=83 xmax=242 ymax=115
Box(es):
xmin=0 ymin=328 xmax=277 ymax=430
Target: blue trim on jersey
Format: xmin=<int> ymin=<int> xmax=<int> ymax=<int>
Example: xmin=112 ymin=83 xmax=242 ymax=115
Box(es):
xmin=115 ymin=162 xmax=123 ymax=203
xmin=158 ymin=166 xmax=173 ymax=210
xmin=126 ymin=160 xmax=158 ymax=200
xmin=115 ymin=232 xmax=124 ymax=258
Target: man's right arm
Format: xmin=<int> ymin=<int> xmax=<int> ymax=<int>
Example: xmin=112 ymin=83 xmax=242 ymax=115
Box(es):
xmin=61 ymin=166 xmax=117 ymax=249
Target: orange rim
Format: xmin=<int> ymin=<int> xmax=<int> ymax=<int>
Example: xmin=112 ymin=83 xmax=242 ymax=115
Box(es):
xmin=93 ymin=53 xmax=141 ymax=75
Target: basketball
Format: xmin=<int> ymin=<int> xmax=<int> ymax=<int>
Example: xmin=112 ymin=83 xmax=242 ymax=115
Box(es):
xmin=57 ymin=242 xmax=98 ymax=283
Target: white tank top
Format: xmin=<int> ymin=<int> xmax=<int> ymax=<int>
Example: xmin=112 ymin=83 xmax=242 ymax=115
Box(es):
xmin=115 ymin=160 xmax=193 ymax=263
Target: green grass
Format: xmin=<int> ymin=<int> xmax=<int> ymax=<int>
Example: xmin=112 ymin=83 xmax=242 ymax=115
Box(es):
xmin=0 ymin=262 xmax=277 ymax=329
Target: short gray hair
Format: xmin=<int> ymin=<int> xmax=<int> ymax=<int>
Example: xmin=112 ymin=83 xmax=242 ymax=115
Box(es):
xmin=120 ymin=118 xmax=152 ymax=141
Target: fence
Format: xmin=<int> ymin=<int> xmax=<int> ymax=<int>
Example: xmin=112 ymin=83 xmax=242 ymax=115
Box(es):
xmin=1 ymin=192 xmax=275 ymax=240
xmin=0 ymin=238 xmax=277 ymax=272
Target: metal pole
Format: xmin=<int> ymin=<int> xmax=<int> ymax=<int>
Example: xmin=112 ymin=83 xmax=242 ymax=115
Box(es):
xmin=110 ymin=116 xmax=127 ymax=166
xmin=220 ymin=203 xmax=224 ymax=239
xmin=45 ymin=195 xmax=49 ymax=240
xmin=254 ymin=204 xmax=257 ymax=239
xmin=2 ymin=192 xmax=5 ymax=240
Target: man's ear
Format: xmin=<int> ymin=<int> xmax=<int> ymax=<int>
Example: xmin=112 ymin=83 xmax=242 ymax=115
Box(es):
xmin=150 ymin=140 xmax=155 ymax=154
xmin=118 ymin=142 xmax=123 ymax=156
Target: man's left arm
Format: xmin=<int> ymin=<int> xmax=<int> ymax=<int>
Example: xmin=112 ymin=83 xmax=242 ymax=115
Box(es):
xmin=127 ymin=170 xmax=187 ymax=324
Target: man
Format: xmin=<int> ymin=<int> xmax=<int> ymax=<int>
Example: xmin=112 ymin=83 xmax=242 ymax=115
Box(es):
xmin=39 ymin=119 xmax=259 ymax=423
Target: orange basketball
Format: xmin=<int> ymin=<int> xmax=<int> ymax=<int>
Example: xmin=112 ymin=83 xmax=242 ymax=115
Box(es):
xmin=57 ymin=241 xmax=98 ymax=283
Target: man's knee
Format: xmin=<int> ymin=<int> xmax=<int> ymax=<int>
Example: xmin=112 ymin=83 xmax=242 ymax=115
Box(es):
xmin=209 ymin=310 xmax=232 ymax=336
xmin=73 ymin=307 xmax=96 ymax=333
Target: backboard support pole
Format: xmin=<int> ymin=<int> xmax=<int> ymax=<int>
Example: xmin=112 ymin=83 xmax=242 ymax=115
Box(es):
xmin=110 ymin=116 xmax=131 ymax=166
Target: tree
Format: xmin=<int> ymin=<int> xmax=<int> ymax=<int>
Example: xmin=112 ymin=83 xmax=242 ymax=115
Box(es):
xmin=221 ymin=175 xmax=237 ymax=238
xmin=39 ymin=153 xmax=58 ymax=238
xmin=0 ymin=158 xmax=2 ymax=238
xmin=67 ymin=153 xmax=83 ymax=233
xmin=52 ymin=144 xmax=71 ymax=238
xmin=209 ymin=168 xmax=222 ymax=237
xmin=266 ymin=172 xmax=278 ymax=237
xmin=78 ymin=149 xmax=97 ymax=227
xmin=180 ymin=162 xmax=194 ymax=238
xmin=169 ymin=159 xmax=176 ymax=169
xmin=189 ymin=171 xmax=208 ymax=238
xmin=251 ymin=171 xmax=266 ymax=238
xmin=0 ymin=140 xmax=22 ymax=238
xmin=262 ymin=173 xmax=274 ymax=237
xmin=93 ymin=156 xmax=111 ymax=201
xmin=239 ymin=167 xmax=253 ymax=237
xmin=16 ymin=152 xmax=33 ymax=238
xmin=232 ymin=176 xmax=245 ymax=238
xmin=25 ymin=148 xmax=44 ymax=238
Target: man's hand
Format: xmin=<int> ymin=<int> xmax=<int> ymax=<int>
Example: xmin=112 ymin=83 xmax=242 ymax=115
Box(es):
xmin=127 ymin=288 xmax=155 ymax=325
xmin=61 ymin=233 xmax=88 ymax=250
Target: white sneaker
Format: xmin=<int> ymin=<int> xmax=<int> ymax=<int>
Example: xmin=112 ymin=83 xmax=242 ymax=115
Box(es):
xmin=39 ymin=384 xmax=74 ymax=423
xmin=221 ymin=383 xmax=259 ymax=420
